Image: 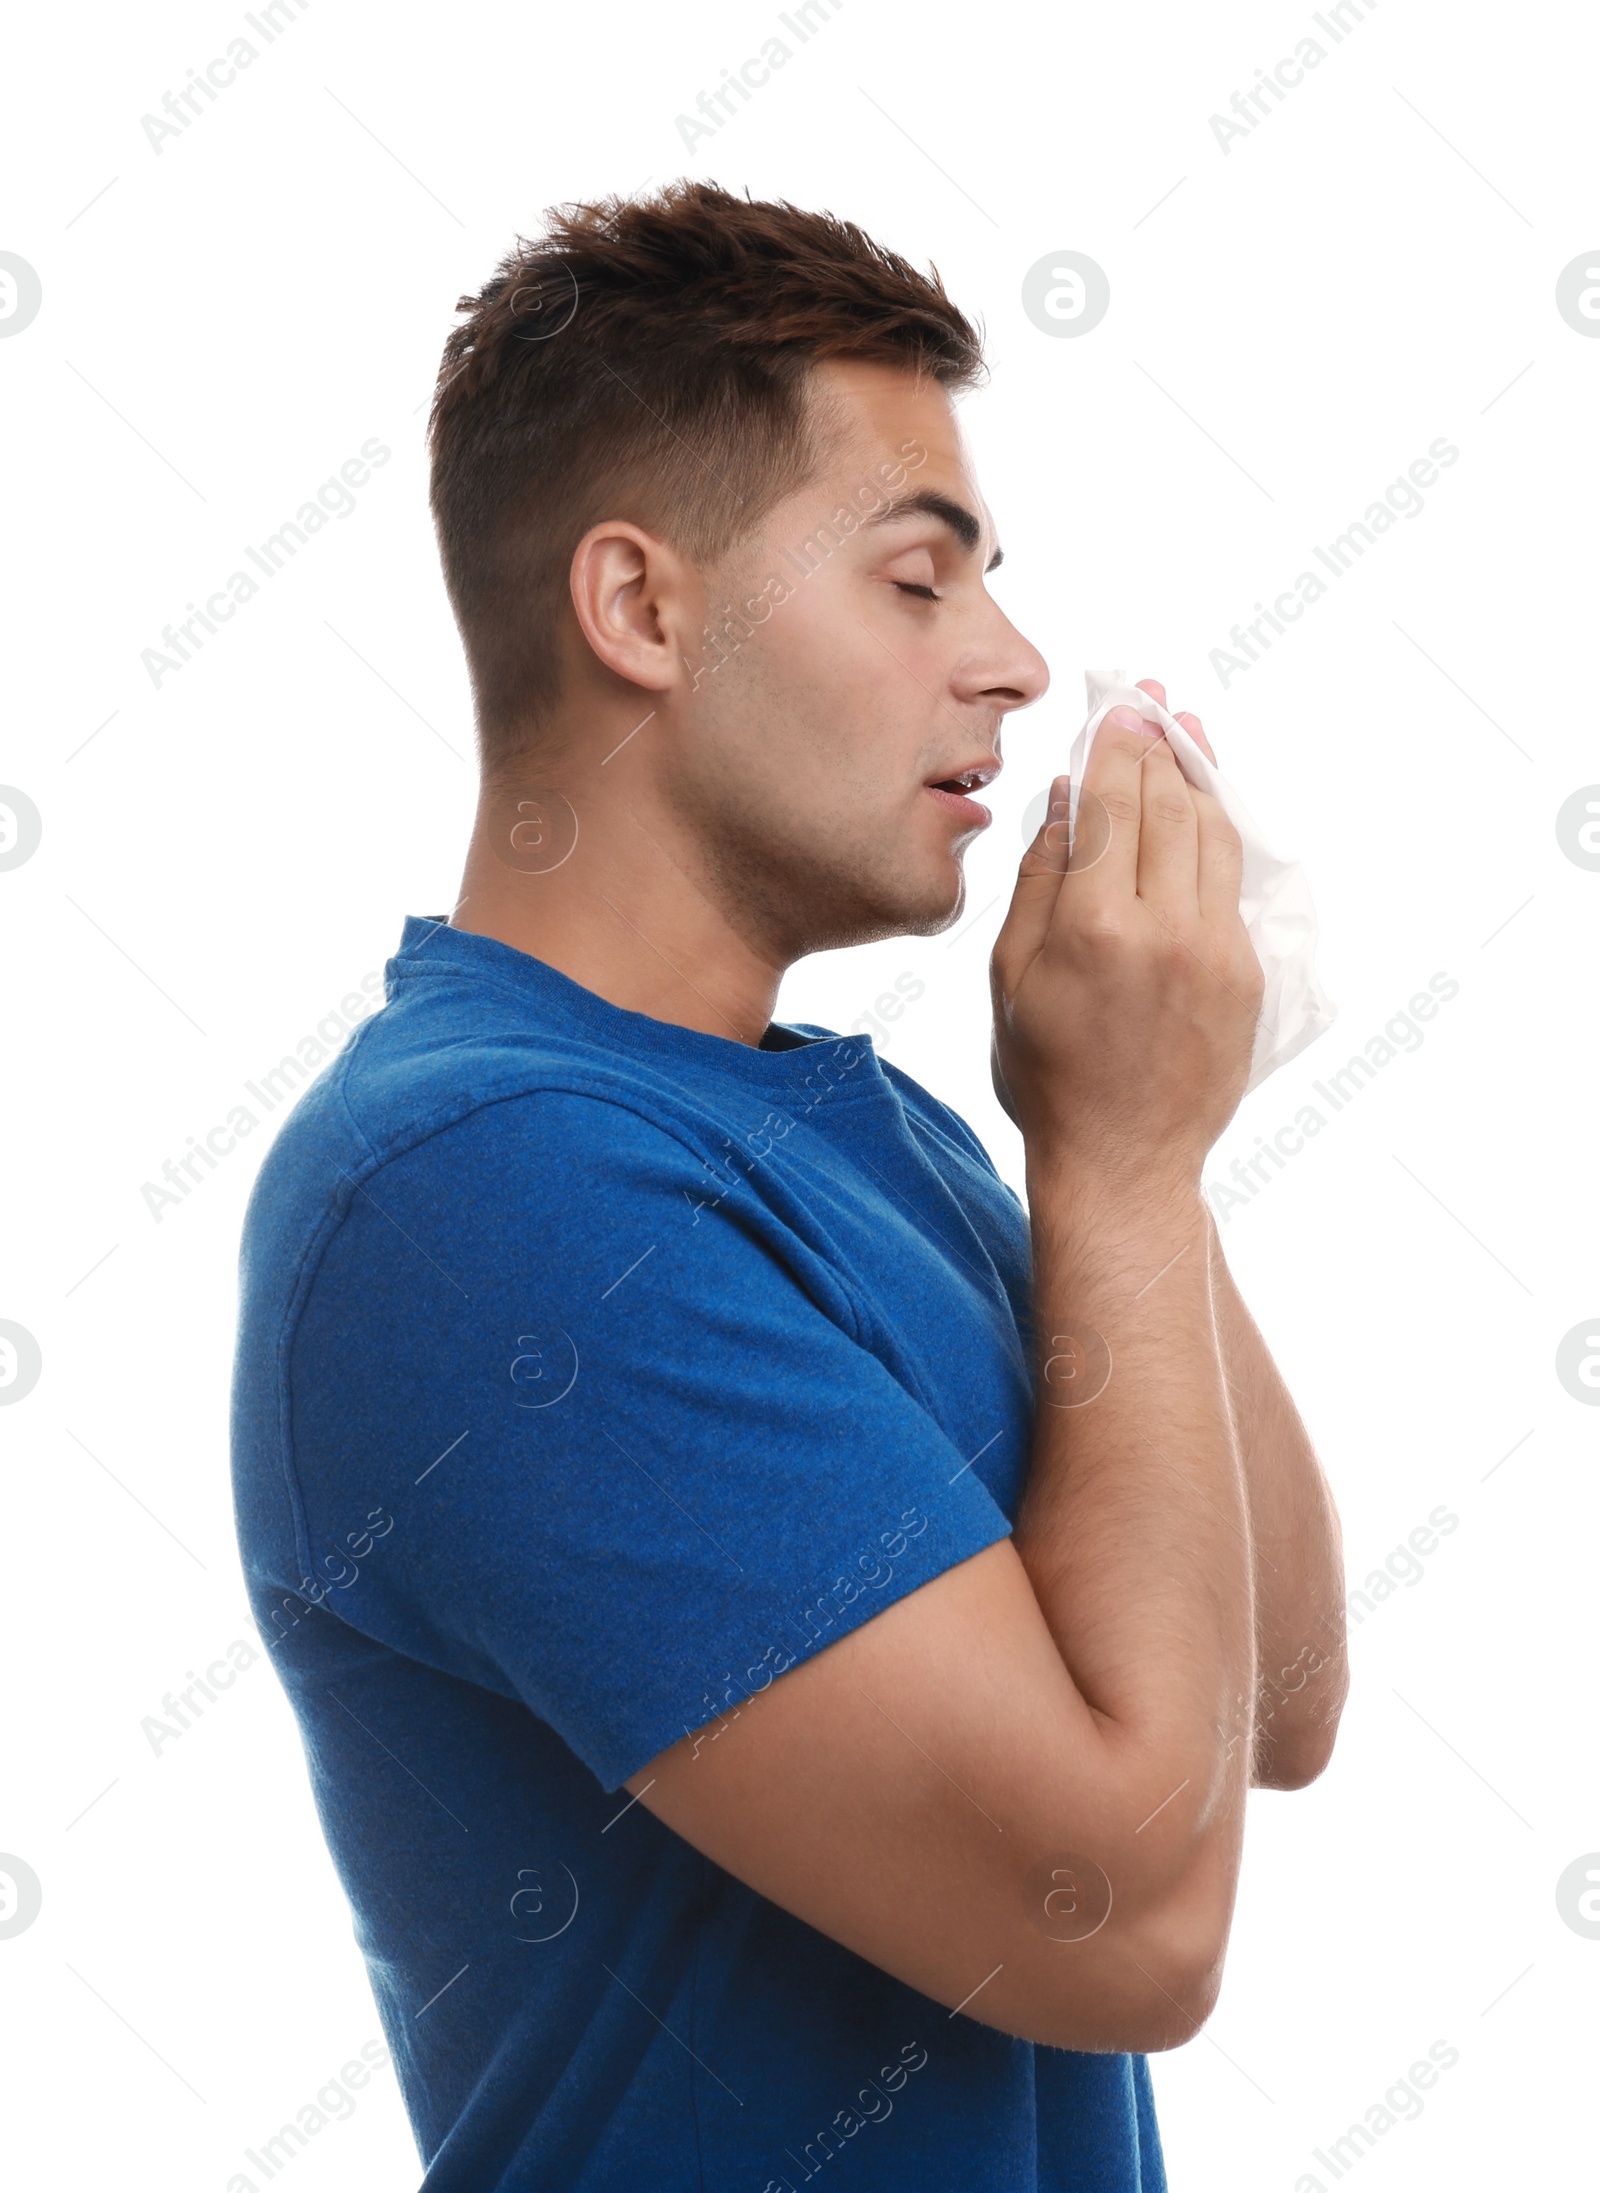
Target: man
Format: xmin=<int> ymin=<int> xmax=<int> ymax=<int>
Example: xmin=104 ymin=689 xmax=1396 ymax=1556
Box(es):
xmin=232 ymin=181 xmax=1346 ymax=2191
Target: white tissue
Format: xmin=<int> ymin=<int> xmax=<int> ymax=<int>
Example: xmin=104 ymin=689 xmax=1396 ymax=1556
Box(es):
xmin=1065 ymin=669 xmax=1337 ymax=1095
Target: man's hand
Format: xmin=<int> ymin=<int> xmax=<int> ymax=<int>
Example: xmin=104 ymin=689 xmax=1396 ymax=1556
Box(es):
xmin=990 ymin=696 xmax=1263 ymax=1191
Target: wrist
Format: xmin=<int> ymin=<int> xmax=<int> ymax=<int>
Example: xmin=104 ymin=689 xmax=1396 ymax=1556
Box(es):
xmin=1024 ymin=1162 xmax=1212 ymax=1314
xmin=1023 ymin=1147 xmax=1207 ymax=1231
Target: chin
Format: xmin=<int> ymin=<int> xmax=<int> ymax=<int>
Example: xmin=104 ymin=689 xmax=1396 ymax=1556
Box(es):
xmin=851 ymin=858 xmax=966 ymax=945
xmin=745 ymin=832 xmax=967 ymax=955
xmin=900 ymin=884 xmax=966 ymax=939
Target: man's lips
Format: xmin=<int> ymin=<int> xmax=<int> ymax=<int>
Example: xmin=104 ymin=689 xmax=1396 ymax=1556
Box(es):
xmin=924 ymin=758 xmax=999 ymax=827
xmin=924 ymin=783 xmax=993 ymax=825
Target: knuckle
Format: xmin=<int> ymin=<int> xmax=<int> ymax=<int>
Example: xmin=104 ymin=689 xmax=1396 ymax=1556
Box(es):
xmin=1105 ymin=726 xmax=1151 ymax=761
xmin=1071 ymin=907 xmax=1125 ymax=951
xmin=1157 ymin=930 xmax=1198 ymax=978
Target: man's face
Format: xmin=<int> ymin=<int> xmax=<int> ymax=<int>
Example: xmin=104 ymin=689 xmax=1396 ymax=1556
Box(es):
xmin=665 ymin=361 xmax=1049 ymax=958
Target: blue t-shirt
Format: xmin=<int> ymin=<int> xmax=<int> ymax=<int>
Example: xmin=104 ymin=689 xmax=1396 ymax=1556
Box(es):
xmin=231 ymin=915 xmax=1165 ymax=2192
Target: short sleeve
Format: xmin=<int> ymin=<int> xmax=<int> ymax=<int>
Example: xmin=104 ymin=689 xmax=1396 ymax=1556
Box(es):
xmin=286 ymin=1091 xmax=1013 ymax=1790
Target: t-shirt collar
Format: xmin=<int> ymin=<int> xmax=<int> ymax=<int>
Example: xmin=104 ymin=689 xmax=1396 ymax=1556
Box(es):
xmin=388 ymin=914 xmax=890 ymax=1095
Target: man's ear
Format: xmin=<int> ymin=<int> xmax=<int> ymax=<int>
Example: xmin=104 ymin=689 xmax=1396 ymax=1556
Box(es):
xmin=568 ymin=521 xmax=698 ymax=696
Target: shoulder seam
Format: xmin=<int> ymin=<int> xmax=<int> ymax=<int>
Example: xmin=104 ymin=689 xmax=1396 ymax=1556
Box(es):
xmin=267 ymin=1086 xmax=868 ymax=1528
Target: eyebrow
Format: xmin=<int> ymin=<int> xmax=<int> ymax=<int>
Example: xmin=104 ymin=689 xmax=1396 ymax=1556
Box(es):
xmin=864 ymin=489 xmax=1004 ymax=572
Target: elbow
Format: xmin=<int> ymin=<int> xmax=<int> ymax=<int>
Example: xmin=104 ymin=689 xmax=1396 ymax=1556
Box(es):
xmin=1035 ymin=1946 xmax=1225 ymax=2056
xmin=1254 ymin=1684 xmax=1348 ymax=1790
xmin=1021 ymin=1902 xmax=1232 ymax=2055
xmin=1136 ymin=1969 xmax=1225 ymax=2054
xmin=1112 ymin=1852 xmax=1238 ymax=2051
xmin=1122 ymin=1913 xmax=1229 ymax=2053
xmin=994 ymin=1738 xmax=1249 ymax=2052
xmin=1255 ymin=1735 xmax=1336 ymax=1790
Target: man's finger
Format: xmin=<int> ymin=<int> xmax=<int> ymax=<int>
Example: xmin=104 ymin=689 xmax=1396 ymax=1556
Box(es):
xmin=995 ymin=774 xmax=1071 ymax=969
xmin=1133 ymin=736 xmax=1204 ymax=918
xmin=1174 ymin=709 xmax=1216 ymax=764
xmin=1134 ymin=678 xmax=1218 ymax=767
xmin=1193 ymin=786 xmax=1244 ymax=926
xmin=1078 ymin=704 xmax=1161 ymax=902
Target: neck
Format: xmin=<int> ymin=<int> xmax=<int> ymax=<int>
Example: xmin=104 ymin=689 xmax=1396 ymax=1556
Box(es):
xmin=452 ymin=762 xmax=786 ymax=1049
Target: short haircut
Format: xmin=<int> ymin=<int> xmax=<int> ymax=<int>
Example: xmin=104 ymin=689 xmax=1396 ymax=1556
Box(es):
xmin=427 ymin=180 xmax=985 ymax=773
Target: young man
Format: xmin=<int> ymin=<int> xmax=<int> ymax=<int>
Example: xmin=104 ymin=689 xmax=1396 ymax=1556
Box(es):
xmin=232 ymin=182 xmax=1346 ymax=2191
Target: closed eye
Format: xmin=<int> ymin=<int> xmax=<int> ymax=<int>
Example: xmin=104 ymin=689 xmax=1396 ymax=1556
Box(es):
xmin=894 ymin=582 xmax=940 ymax=601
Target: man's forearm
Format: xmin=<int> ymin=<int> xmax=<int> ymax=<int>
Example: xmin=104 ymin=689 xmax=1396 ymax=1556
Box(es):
xmin=1013 ymin=1168 xmax=1256 ymax=1936
xmin=1204 ymin=1211 xmax=1347 ymax=1788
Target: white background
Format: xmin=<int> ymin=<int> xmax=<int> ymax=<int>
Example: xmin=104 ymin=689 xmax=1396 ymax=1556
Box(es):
xmin=3 ymin=1 xmax=1597 ymax=2186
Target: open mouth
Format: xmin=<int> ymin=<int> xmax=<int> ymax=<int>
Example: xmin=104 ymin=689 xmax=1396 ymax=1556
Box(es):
xmin=925 ymin=760 xmax=999 ymax=823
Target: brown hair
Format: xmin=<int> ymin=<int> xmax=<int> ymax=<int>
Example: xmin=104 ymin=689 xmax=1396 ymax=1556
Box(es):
xmin=428 ymin=179 xmax=984 ymax=771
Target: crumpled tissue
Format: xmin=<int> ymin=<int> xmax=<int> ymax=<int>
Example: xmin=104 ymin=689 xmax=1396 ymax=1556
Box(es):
xmin=1065 ymin=668 xmax=1337 ymax=1094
